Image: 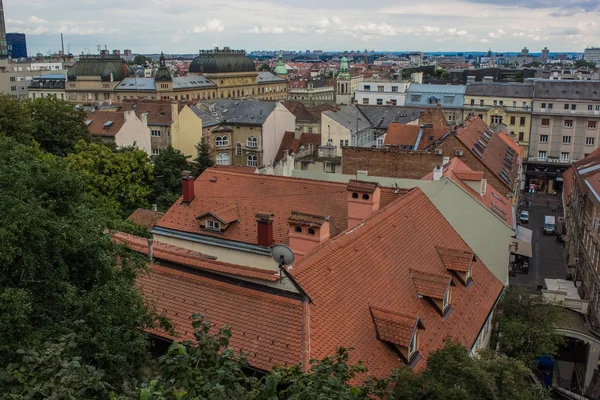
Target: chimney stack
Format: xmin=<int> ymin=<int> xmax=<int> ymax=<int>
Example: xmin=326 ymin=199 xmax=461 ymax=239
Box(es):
xmin=288 ymin=211 xmax=331 ymax=258
xmin=151 ymin=203 xmax=158 ymax=212
xmin=140 ymin=111 xmax=148 ymax=127
xmin=433 ymin=165 xmax=443 ymax=181
xmin=181 ymin=171 xmax=195 ymax=204
xmin=442 ymin=156 xmax=450 ymax=165
xmin=347 ymin=180 xmax=381 ymax=229
xmin=256 ymin=213 xmax=274 ymax=247
xmin=294 ymin=128 xmax=302 ymax=140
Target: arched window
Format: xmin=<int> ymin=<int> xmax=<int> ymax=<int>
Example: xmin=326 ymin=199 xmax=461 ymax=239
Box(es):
xmin=247 ymin=154 xmax=257 ymax=167
xmin=352 ymin=192 xmax=359 ymax=199
xmin=308 ymin=228 xmax=315 ymax=235
xmin=215 ymin=135 xmax=229 ymax=147
xmin=216 ymin=153 xmax=230 ymax=165
xmin=247 ymin=136 xmax=258 ymax=148
xmin=294 ymin=226 xmax=302 ymax=233
xmin=362 ymin=194 xmax=370 ymax=200
xmin=235 ymin=142 xmax=242 ymax=156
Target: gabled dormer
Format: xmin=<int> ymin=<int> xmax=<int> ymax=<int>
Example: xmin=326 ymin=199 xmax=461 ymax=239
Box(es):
xmin=370 ymin=306 xmax=424 ymax=366
xmin=410 ymin=269 xmax=455 ymax=316
xmin=195 ymin=205 xmax=240 ymax=233
xmin=436 ymin=246 xmax=475 ymax=286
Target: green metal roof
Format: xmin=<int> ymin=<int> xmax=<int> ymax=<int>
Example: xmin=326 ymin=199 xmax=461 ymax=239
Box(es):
xmin=67 ymin=56 xmax=134 ymax=82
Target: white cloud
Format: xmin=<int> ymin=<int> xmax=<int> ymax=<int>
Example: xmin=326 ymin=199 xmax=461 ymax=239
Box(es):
xmin=7 ymin=19 xmax=24 ymax=24
xmin=22 ymin=26 xmax=51 ymax=35
xmin=488 ymin=28 xmax=505 ymax=38
xmin=28 ymin=16 xmax=48 ymax=24
xmin=355 ymin=22 xmax=397 ymax=37
xmin=243 ymin=25 xmax=286 ymax=34
xmin=244 ymin=26 xmax=260 ymax=34
xmin=56 ymin=25 xmax=120 ymax=35
xmin=444 ymin=28 xmax=468 ymax=36
xmin=190 ymin=19 xmax=224 ymax=33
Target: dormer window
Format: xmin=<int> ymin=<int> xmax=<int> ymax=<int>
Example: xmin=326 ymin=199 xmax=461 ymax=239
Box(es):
xmin=436 ymin=247 xmax=474 ymax=287
xmin=352 ymin=192 xmax=359 ymax=199
xmin=408 ymin=330 xmax=418 ymax=358
xmin=443 ymin=287 xmax=450 ymax=311
xmin=294 ymin=226 xmax=302 ymax=233
xmin=410 ymin=269 xmax=454 ymax=316
xmin=362 ymin=194 xmax=370 ymax=200
xmin=205 ymin=220 xmax=221 ymax=231
xmin=370 ymin=306 xmax=424 ymax=366
xmin=195 ymin=205 xmax=240 ymax=233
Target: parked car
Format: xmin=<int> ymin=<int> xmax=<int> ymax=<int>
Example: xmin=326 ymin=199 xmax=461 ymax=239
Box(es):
xmin=519 ymin=210 xmax=529 ymax=224
xmin=543 ymin=215 xmax=556 ymax=235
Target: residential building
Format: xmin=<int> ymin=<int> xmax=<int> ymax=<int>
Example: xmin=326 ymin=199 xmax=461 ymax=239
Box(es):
xmin=192 ymin=99 xmax=295 ymax=168
xmin=528 ymin=80 xmax=600 ymax=193
xmin=85 ymin=110 xmax=151 ymax=154
xmin=584 ymin=47 xmax=600 ymax=65
xmin=464 ymin=82 xmax=533 ymax=156
xmin=335 ymin=56 xmax=363 ymax=105
xmin=131 ymin=169 xmax=503 ymax=376
xmin=321 ymin=105 xmax=424 ymax=156
xmin=268 ymin=130 xmax=326 ymax=176
xmin=405 ymin=83 xmax=466 ymax=122
xmin=282 ymin=101 xmax=335 ymax=134
xmin=119 ymin=100 xmax=203 ymax=157
xmin=355 ymin=80 xmax=411 ymax=106
xmin=27 ymin=74 xmax=66 ymax=100
xmin=0 ymin=59 xmax=65 ymax=99
xmin=288 ymin=78 xmax=335 ymax=105
xmin=342 ymin=115 xmax=523 ymax=198
xmin=6 ymin=33 xmax=26 ymax=59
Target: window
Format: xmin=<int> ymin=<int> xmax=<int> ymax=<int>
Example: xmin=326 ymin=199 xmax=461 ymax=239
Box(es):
xmin=376 ymin=98 xmax=383 ymax=105
xmin=561 ymin=152 xmax=570 ymax=162
xmin=377 ymin=86 xmax=384 ymax=92
xmin=308 ymin=126 xmax=313 ymax=133
xmin=9 ymin=76 xmax=15 ymax=82
xmin=564 ymin=104 xmax=569 ymax=110
xmin=513 ymin=101 xmax=517 ymax=107
xmin=362 ymin=97 xmax=369 ymax=104
xmin=490 ymin=115 xmax=503 ymax=125
xmin=294 ymin=226 xmax=302 ymax=233
xmin=479 ymin=99 xmax=484 ymax=106
xmin=518 ymin=132 xmax=524 ymax=141
xmin=235 ymin=142 xmax=242 ymax=156
xmin=597 ymin=105 xmax=600 ymax=111
xmin=391 ymin=99 xmax=397 ymax=106
xmin=408 ymin=331 xmax=417 ymax=358
xmin=151 ymin=130 xmax=161 ymax=137
xmin=391 ymin=86 xmax=398 ymax=92
xmin=565 ymin=120 xmax=573 ymax=128
xmin=589 ymin=121 xmax=597 ymax=129
xmin=586 ymin=137 xmax=595 ymax=145
xmin=540 ymin=135 xmax=548 ymax=143
xmin=541 ymin=118 xmax=550 ymax=126
xmin=429 ymin=97 xmax=439 ymax=104
xmin=216 ymin=153 xmax=230 ymax=165
xmin=499 ymin=100 xmax=504 ymax=106
xmin=340 ymin=139 xmax=345 ymax=148
xmin=410 ymin=94 xmax=421 ymax=102
xmin=510 ymin=116 xmax=516 ymax=125
xmin=151 ymin=148 xmax=161 ymax=156
xmin=541 ymin=102 xmax=547 ymax=109
xmin=571 ymin=104 xmax=577 ymax=110
xmin=493 ymin=100 xmax=497 ymax=106
xmin=589 ymin=105 xmax=594 ymax=111
xmin=548 ymin=103 xmax=553 ymax=109
xmin=470 ymin=99 xmax=475 ymax=106
xmin=247 ymin=136 xmax=258 ymax=148
xmin=215 ymin=135 xmax=229 ymax=146
xmin=562 ymin=136 xmax=572 ymax=144
xmin=538 ymin=151 xmax=547 ymax=160
xmin=520 ymin=117 xmax=526 ymax=126
xmin=205 ymin=220 xmax=221 ymax=231
xmin=364 ymin=85 xmax=370 ymax=91
xmin=10 ymin=86 xmax=16 ymax=91
xmin=324 ymin=162 xmax=334 ymax=173
xmin=247 ymin=154 xmax=257 ymax=167
xmin=522 ymin=102 xmax=527 ymax=108
xmin=442 ymin=287 xmax=450 ymax=311
xmin=376 ymin=137 xmax=384 ymax=148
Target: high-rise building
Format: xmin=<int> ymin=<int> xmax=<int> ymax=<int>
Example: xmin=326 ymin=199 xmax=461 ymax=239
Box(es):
xmin=584 ymin=47 xmax=600 ymax=65
xmin=0 ymin=0 xmax=8 ymax=59
xmin=6 ymin=33 xmax=26 ymax=58
xmin=541 ymin=47 xmax=549 ymax=63
xmin=112 ymin=49 xmax=121 ymax=56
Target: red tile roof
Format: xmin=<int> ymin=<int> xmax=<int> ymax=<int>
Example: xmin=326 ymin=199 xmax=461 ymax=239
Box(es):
xmin=289 ymin=188 xmax=504 ymax=376
xmin=197 ymin=204 xmax=240 ymax=224
xmin=289 ymin=211 xmax=330 ymax=227
xmin=120 ymin=100 xmax=185 ymax=126
xmin=275 ymin=131 xmax=322 ymax=162
xmin=86 ymin=111 xmax=125 ymax=137
xmin=370 ymin=306 xmax=418 ymax=347
xmin=436 ymin=247 xmax=473 ymax=273
xmin=410 ymin=269 xmax=451 ymax=299
xmin=155 ymin=169 xmax=403 ymax=247
xmin=347 ymin=180 xmax=378 ymax=193
xmin=138 ymin=264 xmax=303 ymax=370
xmin=384 ymin=123 xmax=448 ymax=150
xmin=282 ymin=101 xmax=335 ymax=124
xmin=453 ymin=171 xmax=484 ymax=181
xmin=127 ymin=208 xmax=165 ymax=231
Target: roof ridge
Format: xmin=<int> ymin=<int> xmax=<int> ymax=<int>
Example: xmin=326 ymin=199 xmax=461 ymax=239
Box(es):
xmin=201 ymin=168 xmax=350 ymax=188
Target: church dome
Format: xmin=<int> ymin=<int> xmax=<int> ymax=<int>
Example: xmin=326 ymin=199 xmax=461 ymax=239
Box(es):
xmin=67 ymin=55 xmax=134 ymax=82
xmin=189 ymin=47 xmax=256 ymax=74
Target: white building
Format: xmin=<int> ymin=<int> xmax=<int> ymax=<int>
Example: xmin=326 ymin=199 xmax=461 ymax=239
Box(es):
xmin=355 ymin=80 xmax=411 ymax=106
xmin=584 ymin=47 xmax=600 ymax=65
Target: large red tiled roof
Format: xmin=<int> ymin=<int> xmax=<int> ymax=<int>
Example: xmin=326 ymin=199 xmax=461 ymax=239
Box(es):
xmin=120 ymin=100 xmax=185 ymax=126
xmin=127 ymin=208 xmax=165 ymax=231
xmin=384 ymin=123 xmax=448 ymax=150
xmin=155 ymin=169 xmax=403 ymax=247
xmin=138 ymin=264 xmax=303 ymax=370
xmin=282 ymin=101 xmax=335 ymax=124
xmin=289 ymin=188 xmax=503 ymax=376
xmin=86 ymin=111 xmax=125 ymax=137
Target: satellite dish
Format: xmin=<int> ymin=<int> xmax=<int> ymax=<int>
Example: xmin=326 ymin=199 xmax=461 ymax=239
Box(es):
xmin=270 ymin=244 xmax=295 ymax=266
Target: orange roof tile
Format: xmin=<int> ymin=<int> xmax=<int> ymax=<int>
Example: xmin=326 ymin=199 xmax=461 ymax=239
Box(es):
xmin=197 ymin=204 xmax=240 ymax=224
xmin=86 ymin=111 xmax=125 ymax=137
xmin=436 ymin=247 xmax=473 ymax=273
xmin=384 ymin=123 xmax=448 ymax=150
xmin=289 ymin=211 xmax=330 ymax=227
xmin=138 ymin=264 xmax=303 ymax=370
xmin=275 ymin=131 xmax=322 ymax=162
xmin=289 ymin=188 xmax=504 ymax=376
xmin=347 ymin=180 xmax=378 ymax=193
xmin=127 ymin=208 xmax=165 ymax=231
xmin=410 ymin=269 xmax=451 ymax=299
xmin=370 ymin=306 xmax=419 ymax=347
xmin=453 ymin=171 xmax=484 ymax=181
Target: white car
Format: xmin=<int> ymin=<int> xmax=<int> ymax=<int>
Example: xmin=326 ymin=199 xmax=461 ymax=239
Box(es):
xmin=519 ymin=211 xmax=529 ymax=224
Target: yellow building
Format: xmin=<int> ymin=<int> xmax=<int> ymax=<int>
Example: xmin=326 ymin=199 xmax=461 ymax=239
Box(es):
xmin=30 ymin=49 xmax=288 ymax=105
xmin=464 ymin=82 xmax=533 ymax=155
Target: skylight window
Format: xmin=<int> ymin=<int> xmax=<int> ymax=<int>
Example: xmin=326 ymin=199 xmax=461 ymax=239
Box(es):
xmin=85 ymin=120 xmax=92 ymax=126
xmin=103 ymin=121 xmax=113 ymax=128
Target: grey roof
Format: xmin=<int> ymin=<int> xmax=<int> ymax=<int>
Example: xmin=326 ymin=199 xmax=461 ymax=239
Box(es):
xmin=465 ymin=82 xmax=533 ymax=98
xmin=406 ymin=83 xmax=466 ymax=108
xmin=323 ymin=104 xmax=423 ymax=133
xmin=172 ymin=76 xmax=216 ymax=90
xmin=189 ymin=105 xmax=220 ymax=127
xmin=533 ymin=80 xmax=600 ymax=101
xmin=115 ymin=78 xmax=156 ymax=91
xmin=323 ymin=105 xmax=372 ymax=133
xmin=194 ymin=99 xmax=278 ymax=126
xmin=67 ymin=56 xmax=134 ymax=82
xmin=408 ymin=83 xmax=467 ymax=94
xmin=257 ymin=71 xmax=287 ymax=84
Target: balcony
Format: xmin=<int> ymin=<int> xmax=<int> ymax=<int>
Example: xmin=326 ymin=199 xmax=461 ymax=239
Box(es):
xmin=527 ymin=156 xmax=574 ymax=165
xmin=534 ymin=108 xmax=600 ymax=117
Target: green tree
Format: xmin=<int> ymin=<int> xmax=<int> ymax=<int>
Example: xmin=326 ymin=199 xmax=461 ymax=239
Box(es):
xmin=66 ymin=141 xmax=154 ymax=216
xmin=258 ymin=63 xmax=271 ymax=71
xmin=152 ymin=146 xmax=190 ymax=210
xmin=0 ymin=136 xmax=166 ymax=388
xmin=192 ymin=136 xmax=215 ymax=178
xmin=575 ymin=59 xmax=596 ymax=69
xmin=134 ymin=55 xmax=153 ymax=65
xmin=498 ymin=286 xmax=564 ymax=365
xmin=0 ymin=94 xmax=33 ymax=143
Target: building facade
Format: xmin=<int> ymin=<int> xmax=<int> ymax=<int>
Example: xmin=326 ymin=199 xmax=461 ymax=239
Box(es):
xmin=1 ymin=59 xmax=65 ymax=99
xmin=355 ymin=80 xmax=411 ymax=106
xmin=288 ymin=78 xmax=335 ymax=105
xmin=528 ymin=80 xmax=600 ymax=193
xmin=6 ymin=33 xmax=26 ymax=59
xmin=86 ymin=110 xmax=151 ymax=154
xmin=584 ymin=47 xmax=600 ymax=65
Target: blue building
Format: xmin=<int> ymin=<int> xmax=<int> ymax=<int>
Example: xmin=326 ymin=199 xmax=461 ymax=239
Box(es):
xmin=405 ymin=83 xmax=466 ymax=123
xmin=7 ymin=33 xmax=26 ymax=59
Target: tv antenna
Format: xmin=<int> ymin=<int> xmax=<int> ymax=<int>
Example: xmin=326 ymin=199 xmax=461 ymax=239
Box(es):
xmin=270 ymin=244 xmax=295 ymax=278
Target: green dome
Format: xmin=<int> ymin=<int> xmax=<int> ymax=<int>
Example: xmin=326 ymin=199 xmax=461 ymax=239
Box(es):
xmin=273 ymin=53 xmax=287 ymax=75
xmin=189 ymin=48 xmax=256 ymax=74
xmin=337 ymin=56 xmax=350 ymax=80
xmin=67 ymin=56 xmax=134 ymax=82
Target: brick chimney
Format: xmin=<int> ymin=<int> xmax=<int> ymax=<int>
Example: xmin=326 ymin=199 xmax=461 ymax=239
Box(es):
xmin=288 ymin=211 xmax=331 ymax=258
xmin=181 ymin=171 xmax=195 ymax=204
xmin=256 ymin=213 xmax=274 ymax=247
xmin=347 ymin=180 xmax=381 ymax=229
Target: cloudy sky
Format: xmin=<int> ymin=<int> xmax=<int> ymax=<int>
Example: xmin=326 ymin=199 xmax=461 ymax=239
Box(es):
xmin=5 ymin=0 xmax=600 ymax=55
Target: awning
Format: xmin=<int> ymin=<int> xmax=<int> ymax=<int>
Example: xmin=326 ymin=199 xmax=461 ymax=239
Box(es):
xmin=516 ymin=226 xmax=533 ymax=243
xmin=511 ymin=238 xmax=533 ymax=258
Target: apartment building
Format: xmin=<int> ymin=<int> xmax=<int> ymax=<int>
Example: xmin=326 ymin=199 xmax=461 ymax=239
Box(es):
xmin=355 ymin=80 xmax=411 ymax=106
xmin=0 ymin=58 xmax=65 ymax=99
xmin=528 ymin=80 xmax=600 ymax=193
xmin=405 ymin=83 xmax=466 ymax=123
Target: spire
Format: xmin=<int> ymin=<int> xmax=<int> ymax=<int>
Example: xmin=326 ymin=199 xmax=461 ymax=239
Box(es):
xmin=159 ymin=52 xmax=166 ymax=67
xmin=337 ymin=56 xmax=350 ymax=80
xmin=273 ymin=51 xmax=288 ymax=76
xmin=155 ymin=52 xmax=172 ymax=82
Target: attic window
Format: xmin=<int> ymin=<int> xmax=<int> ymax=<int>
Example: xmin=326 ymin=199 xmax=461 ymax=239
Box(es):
xmin=362 ymin=194 xmax=370 ymax=200
xmin=205 ymin=220 xmax=221 ymax=231
xmin=308 ymin=228 xmax=315 ymax=235
xmin=370 ymin=306 xmax=423 ymax=366
xmin=352 ymin=192 xmax=359 ymax=199
xmin=443 ymin=287 xmax=450 ymax=311
xmin=294 ymin=226 xmax=303 ymax=233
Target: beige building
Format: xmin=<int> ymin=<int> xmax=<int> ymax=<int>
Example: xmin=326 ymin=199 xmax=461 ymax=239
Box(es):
xmin=0 ymin=59 xmax=66 ymax=99
xmin=288 ymin=78 xmax=335 ymax=105
xmin=31 ymin=49 xmax=288 ymax=105
xmin=85 ymin=110 xmax=151 ymax=154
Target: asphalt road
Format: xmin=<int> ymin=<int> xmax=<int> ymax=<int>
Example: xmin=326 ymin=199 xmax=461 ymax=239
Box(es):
xmin=510 ymin=193 xmax=567 ymax=292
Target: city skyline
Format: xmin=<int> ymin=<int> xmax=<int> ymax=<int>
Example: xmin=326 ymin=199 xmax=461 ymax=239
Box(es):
xmin=4 ymin=0 xmax=600 ymax=55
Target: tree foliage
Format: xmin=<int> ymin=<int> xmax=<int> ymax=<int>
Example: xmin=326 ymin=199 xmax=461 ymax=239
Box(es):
xmin=0 ymin=136 xmax=164 ymax=388
xmin=258 ymin=63 xmax=271 ymax=71
xmin=133 ymin=55 xmax=153 ymax=65
xmin=151 ymin=146 xmax=189 ymax=210
xmin=66 ymin=140 xmax=154 ymax=216
xmin=192 ymin=136 xmax=215 ymax=178
xmin=0 ymin=95 xmax=90 ymax=155
xmin=498 ymin=286 xmax=564 ymax=365
xmin=575 ymin=59 xmax=596 ymax=69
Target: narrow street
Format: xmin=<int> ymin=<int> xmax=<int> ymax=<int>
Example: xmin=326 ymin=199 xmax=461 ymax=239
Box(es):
xmin=510 ymin=193 xmax=567 ymax=291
